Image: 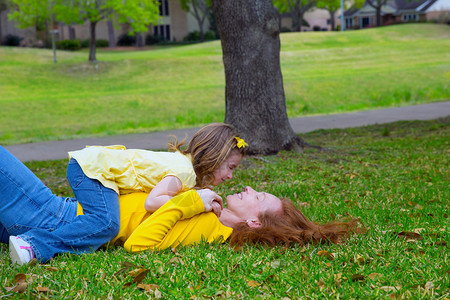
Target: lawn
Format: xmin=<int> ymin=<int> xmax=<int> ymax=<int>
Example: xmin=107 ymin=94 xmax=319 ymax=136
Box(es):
xmin=0 ymin=23 xmax=449 ymax=145
xmin=1 ymin=118 xmax=448 ymax=298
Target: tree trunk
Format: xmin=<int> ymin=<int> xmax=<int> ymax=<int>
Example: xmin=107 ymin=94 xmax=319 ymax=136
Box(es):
xmin=89 ymin=21 xmax=97 ymax=62
xmin=213 ymin=0 xmax=305 ymax=155
xmin=329 ymin=10 xmax=336 ymax=30
xmin=136 ymin=32 xmax=144 ymax=47
xmin=0 ymin=11 xmax=3 ymax=44
xmin=59 ymin=22 xmax=65 ymax=40
xmin=376 ymin=7 xmax=381 ymax=26
xmin=68 ymin=25 xmax=75 ymax=40
xmin=107 ymin=20 xmax=115 ymax=48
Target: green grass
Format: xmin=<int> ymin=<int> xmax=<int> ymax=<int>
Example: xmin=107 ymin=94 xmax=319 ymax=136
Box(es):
xmin=1 ymin=118 xmax=448 ymax=298
xmin=1 ymin=23 xmax=449 ymax=145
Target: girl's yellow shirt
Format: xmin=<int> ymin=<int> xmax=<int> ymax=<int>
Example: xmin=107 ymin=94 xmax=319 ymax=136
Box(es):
xmin=68 ymin=145 xmax=196 ymax=194
xmin=77 ymin=190 xmax=233 ymax=252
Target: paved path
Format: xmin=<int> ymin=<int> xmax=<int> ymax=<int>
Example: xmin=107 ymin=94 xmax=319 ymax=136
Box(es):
xmin=5 ymin=101 xmax=450 ymax=162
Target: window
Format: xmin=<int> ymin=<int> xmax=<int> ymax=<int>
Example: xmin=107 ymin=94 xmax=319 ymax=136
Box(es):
xmin=158 ymin=0 xmax=169 ymax=16
xmin=345 ymin=18 xmax=353 ymax=28
xmin=402 ymin=14 xmax=417 ymax=21
xmin=153 ymin=25 xmax=171 ymax=41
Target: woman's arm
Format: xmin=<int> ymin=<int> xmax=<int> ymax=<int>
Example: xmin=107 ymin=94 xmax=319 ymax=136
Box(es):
xmin=144 ymin=176 xmax=183 ymax=212
xmin=124 ymin=189 xmax=222 ymax=252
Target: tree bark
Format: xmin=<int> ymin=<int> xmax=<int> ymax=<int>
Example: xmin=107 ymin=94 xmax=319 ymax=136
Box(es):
xmin=89 ymin=21 xmax=97 ymax=62
xmin=213 ymin=0 xmax=305 ymax=155
xmin=68 ymin=25 xmax=75 ymax=40
xmin=107 ymin=20 xmax=115 ymax=48
xmin=328 ymin=9 xmax=336 ymax=30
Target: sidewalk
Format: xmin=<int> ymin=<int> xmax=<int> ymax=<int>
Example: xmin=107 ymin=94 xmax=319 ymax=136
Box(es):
xmin=5 ymin=101 xmax=450 ymax=162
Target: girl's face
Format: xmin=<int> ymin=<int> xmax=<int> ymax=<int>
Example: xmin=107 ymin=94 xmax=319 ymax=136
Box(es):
xmin=211 ymin=150 xmax=242 ymax=186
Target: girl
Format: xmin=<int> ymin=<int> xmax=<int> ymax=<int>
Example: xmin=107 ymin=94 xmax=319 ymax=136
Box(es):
xmin=3 ymin=123 xmax=246 ymax=265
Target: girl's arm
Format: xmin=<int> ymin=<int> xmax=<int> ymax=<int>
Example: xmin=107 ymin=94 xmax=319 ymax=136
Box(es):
xmin=144 ymin=176 xmax=183 ymax=212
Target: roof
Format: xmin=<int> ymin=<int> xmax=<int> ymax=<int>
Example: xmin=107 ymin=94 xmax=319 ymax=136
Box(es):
xmin=343 ymin=0 xmax=439 ymax=16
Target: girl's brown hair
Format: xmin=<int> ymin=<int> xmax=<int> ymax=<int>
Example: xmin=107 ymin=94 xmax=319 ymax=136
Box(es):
xmin=168 ymin=123 xmax=245 ymax=188
xmin=230 ymin=199 xmax=360 ymax=247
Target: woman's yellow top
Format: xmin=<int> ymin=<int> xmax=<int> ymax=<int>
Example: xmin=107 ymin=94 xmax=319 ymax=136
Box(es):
xmin=68 ymin=145 xmax=196 ymax=194
xmin=77 ymin=190 xmax=233 ymax=252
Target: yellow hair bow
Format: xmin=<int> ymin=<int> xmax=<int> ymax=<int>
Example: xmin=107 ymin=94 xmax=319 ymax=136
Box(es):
xmin=235 ymin=137 xmax=248 ymax=149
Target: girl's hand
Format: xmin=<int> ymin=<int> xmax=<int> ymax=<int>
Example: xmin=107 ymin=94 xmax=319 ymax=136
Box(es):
xmin=196 ymin=189 xmax=223 ymax=217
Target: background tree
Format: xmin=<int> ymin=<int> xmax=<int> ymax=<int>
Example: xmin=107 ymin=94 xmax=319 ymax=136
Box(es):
xmin=68 ymin=0 xmax=160 ymax=61
xmin=366 ymin=0 xmax=389 ymax=26
xmin=0 ymin=0 xmax=11 ymax=43
xmin=316 ymin=0 xmax=340 ymax=30
xmin=273 ymin=0 xmax=316 ymax=32
xmin=9 ymin=0 xmax=160 ymax=61
xmin=180 ymin=0 xmax=211 ymax=42
xmin=213 ymin=0 xmax=307 ymax=155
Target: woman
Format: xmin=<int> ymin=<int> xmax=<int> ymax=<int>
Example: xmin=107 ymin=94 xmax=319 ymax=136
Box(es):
xmin=2 ymin=123 xmax=246 ymax=265
xmin=111 ymin=187 xmax=358 ymax=253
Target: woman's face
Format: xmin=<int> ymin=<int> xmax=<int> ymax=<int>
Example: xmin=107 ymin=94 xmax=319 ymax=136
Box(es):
xmin=226 ymin=186 xmax=283 ymax=221
xmin=211 ymin=150 xmax=242 ymax=186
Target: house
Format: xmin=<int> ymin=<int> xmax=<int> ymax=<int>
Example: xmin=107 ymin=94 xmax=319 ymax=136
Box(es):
xmin=0 ymin=0 xmax=210 ymax=45
xmin=279 ymin=9 xmax=341 ymax=31
xmin=343 ymin=0 xmax=450 ymax=29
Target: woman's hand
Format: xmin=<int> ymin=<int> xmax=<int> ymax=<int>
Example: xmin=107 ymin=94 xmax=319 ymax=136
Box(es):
xmin=196 ymin=189 xmax=223 ymax=217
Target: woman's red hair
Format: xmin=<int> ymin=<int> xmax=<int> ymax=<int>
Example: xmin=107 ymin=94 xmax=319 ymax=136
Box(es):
xmin=230 ymin=198 xmax=360 ymax=247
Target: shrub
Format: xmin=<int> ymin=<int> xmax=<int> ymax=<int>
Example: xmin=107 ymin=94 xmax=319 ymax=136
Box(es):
xmin=117 ymin=33 xmax=135 ymax=46
xmin=56 ymin=39 xmax=81 ymax=51
xmin=2 ymin=34 xmax=22 ymax=46
xmin=80 ymin=39 xmax=90 ymax=48
xmin=204 ymin=31 xmax=217 ymax=41
xmin=184 ymin=31 xmax=201 ymax=42
xmin=183 ymin=30 xmax=217 ymax=42
xmin=96 ymin=39 xmax=109 ymax=47
xmin=313 ymin=25 xmax=321 ymax=31
xmin=280 ymin=26 xmax=292 ymax=32
xmin=145 ymin=34 xmax=164 ymax=45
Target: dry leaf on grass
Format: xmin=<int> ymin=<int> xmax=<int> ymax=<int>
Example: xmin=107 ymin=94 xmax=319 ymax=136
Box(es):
xmin=317 ymin=250 xmax=335 ymax=260
xmin=368 ymin=273 xmax=382 ymax=281
xmin=247 ymin=280 xmax=260 ymax=287
xmin=137 ymin=283 xmax=160 ymax=292
xmin=380 ymin=286 xmax=402 ymax=292
xmin=351 ymin=274 xmax=365 ymax=282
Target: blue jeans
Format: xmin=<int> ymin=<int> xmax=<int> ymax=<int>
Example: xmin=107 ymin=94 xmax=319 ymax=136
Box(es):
xmin=0 ymin=146 xmax=120 ymax=262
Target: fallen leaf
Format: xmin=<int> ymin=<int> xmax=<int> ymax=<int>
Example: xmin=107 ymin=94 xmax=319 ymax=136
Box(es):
xmin=424 ymin=281 xmax=434 ymax=290
xmin=36 ymin=286 xmax=55 ymax=294
xmin=334 ymin=273 xmax=342 ymax=286
xmin=12 ymin=282 xmax=28 ymax=293
xmin=368 ymin=273 xmax=382 ymax=281
xmin=395 ymin=231 xmax=422 ymax=240
xmin=154 ymin=289 xmax=162 ymax=298
xmin=169 ymin=257 xmax=184 ymax=265
xmin=247 ymin=280 xmax=260 ymax=287
xmin=127 ymin=268 xmax=149 ymax=285
xmin=355 ymin=254 xmax=365 ymax=265
xmin=128 ymin=267 xmax=148 ymax=278
xmin=46 ymin=267 xmax=59 ymax=272
xmin=433 ymin=241 xmax=446 ymax=246
xmin=317 ymin=280 xmax=325 ymax=289
xmin=380 ymin=286 xmax=401 ymax=292
xmin=413 ymin=228 xmax=426 ymax=234
xmin=318 ymin=250 xmax=335 ymax=260
xmin=137 ymin=283 xmax=159 ymax=292
xmin=351 ymin=274 xmax=365 ymax=282
xmin=271 ymin=260 xmax=282 ymax=269
xmin=14 ymin=274 xmax=26 ymax=284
